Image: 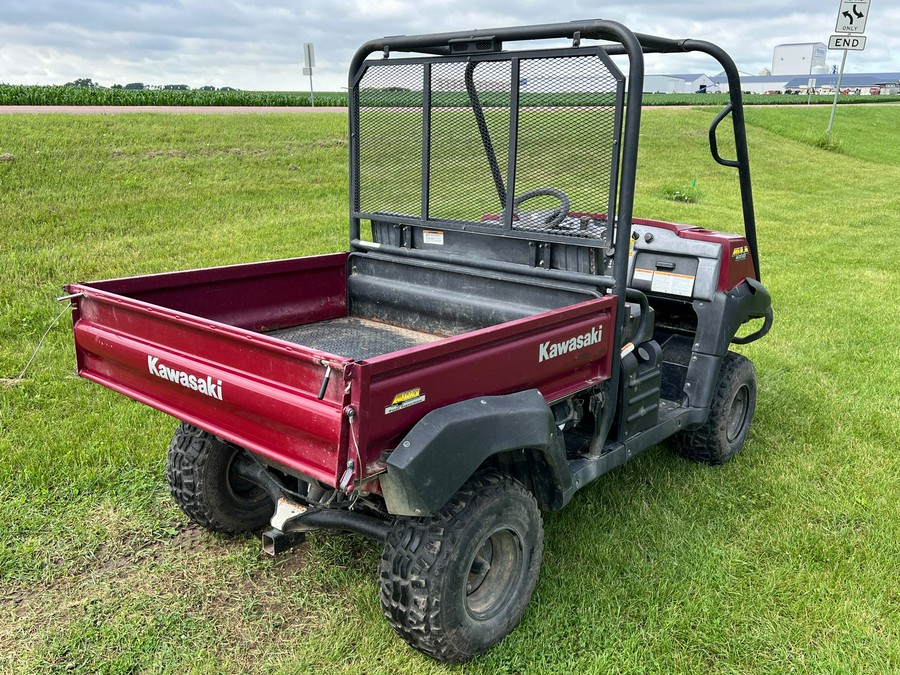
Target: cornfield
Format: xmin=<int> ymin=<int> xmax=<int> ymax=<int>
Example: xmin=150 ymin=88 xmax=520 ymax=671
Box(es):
xmin=1 ymin=85 xmax=898 ymax=107
xmin=0 ymin=85 xmax=347 ymax=107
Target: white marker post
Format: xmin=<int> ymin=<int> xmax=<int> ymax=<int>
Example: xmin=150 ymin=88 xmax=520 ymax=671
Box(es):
xmin=303 ymin=43 xmax=316 ymax=107
xmin=826 ymin=0 xmax=871 ymax=141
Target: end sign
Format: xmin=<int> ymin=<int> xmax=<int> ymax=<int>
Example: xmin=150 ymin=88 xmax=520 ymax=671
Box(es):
xmin=828 ymin=34 xmax=867 ymax=50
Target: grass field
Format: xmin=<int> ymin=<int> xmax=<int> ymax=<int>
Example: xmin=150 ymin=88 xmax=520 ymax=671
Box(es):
xmin=1 ymin=106 xmax=898 ymax=673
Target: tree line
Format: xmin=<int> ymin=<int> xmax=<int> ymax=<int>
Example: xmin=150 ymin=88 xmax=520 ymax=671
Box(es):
xmin=64 ymin=78 xmax=237 ymax=91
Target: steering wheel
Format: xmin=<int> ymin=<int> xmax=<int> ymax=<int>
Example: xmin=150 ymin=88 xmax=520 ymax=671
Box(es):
xmin=512 ymin=187 xmax=571 ymax=229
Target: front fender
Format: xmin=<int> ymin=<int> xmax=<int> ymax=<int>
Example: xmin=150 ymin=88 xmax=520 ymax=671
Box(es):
xmin=379 ymin=389 xmax=570 ymax=516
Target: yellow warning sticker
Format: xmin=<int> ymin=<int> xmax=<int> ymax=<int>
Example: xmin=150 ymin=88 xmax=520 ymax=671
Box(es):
xmin=385 ymin=388 xmax=426 ymax=415
xmin=391 ymin=388 xmax=421 ymax=406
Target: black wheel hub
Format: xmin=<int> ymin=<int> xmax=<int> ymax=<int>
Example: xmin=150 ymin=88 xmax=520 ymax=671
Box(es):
xmin=226 ymin=451 xmax=270 ymax=506
xmin=726 ymin=384 xmax=750 ymax=443
xmin=464 ymin=528 xmax=524 ymax=621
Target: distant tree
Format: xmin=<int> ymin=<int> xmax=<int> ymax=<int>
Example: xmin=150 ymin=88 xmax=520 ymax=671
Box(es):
xmin=124 ymin=82 xmax=145 ymax=90
xmin=163 ymin=84 xmax=189 ymax=90
xmin=66 ymin=78 xmax=99 ymax=88
xmin=111 ymin=84 xmax=123 ymax=89
xmin=199 ymin=85 xmax=216 ymax=91
xmin=219 ymin=86 xmax=238 ymax=91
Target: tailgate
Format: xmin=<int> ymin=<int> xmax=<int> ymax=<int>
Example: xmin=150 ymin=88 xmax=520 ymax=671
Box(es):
xmin=68 ymin=286 xmax=352 ymax=486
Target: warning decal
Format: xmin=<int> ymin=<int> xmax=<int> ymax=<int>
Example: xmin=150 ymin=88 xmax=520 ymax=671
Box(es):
xmin=650 ymin=271 xmax=695 ymax=297
xmin=423 ymin=230 xmax=444 ymax=245
xmin=385 ymin=388 xmax=426 ymax=415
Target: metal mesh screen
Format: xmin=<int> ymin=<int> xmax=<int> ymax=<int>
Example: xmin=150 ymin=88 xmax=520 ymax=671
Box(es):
xmin=429 ymin=60 xmax=510 ymax=224
xmin=514 ymin=55 xmax=619 ymax=239
xmin=353 ymin=49 xmax=622 ymax=243
xmin=357 ymin=64 xmax=424 ymax=217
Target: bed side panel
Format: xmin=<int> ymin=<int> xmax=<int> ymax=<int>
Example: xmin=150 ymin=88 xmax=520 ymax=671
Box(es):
xmin=71 ymin=291 xmax=350 ymax=485
xmin=353 ymin=297 xmax=616 ymax=460
xmin=79 ymin=252 xmax=349 ymax=332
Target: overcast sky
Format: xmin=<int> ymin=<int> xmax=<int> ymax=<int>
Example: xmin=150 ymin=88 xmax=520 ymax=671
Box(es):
xmin=1 ymin=1 xmax=897 ymax=90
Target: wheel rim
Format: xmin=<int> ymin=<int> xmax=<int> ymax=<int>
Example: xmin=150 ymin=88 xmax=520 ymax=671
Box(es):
xmin=726 ymin=384 xmax=750 ymax=442
xmin=464 ymin=528 xmax=524 ymax=621
xmin=226 ymin=450 xmax=269 ymax=506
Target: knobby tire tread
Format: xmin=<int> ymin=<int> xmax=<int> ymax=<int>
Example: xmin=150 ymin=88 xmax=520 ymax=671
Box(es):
xmin=166 ymin=422 xmax=270 ymax=533
xmin=378 ymin=470 xmax=541 ymax=662
xmin=671 ymin=351 xmax=756 ymax=465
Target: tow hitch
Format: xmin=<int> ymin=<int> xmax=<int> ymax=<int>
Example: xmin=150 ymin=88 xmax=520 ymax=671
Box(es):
xmin=232 ymin=455 xmax=392 ymax=556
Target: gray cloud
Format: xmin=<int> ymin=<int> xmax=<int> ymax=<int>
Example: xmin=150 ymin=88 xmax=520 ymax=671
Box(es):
xmin=1 ymin=1 xmax=897 ymax=90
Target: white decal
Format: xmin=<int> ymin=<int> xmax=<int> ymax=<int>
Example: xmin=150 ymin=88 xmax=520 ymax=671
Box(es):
xmin=633 ymin=268 xmax=654 ymax=282
xmin=650 ymin=271 xmax=695 ymax=297
xmin=423 ymin=230 xmax=445 ymax=245
xmin=539 ymin=325 xmax=603 ymax=363
xmin=148 ymin=355 xmax=223 ymax=400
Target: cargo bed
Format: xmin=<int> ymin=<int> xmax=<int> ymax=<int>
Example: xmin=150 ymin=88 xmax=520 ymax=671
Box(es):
xmin=268 ymin=317 xmax=440 ymax=361
xmin=67 ymin=251 xmax=617 ymax=489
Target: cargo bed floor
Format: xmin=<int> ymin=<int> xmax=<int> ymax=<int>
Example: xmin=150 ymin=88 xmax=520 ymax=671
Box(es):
xmin=267 ymin=317 xmax=441 ymax=360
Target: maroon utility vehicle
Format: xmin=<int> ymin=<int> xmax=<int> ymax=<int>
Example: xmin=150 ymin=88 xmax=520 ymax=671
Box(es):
xmin=66 ymin=20 xmax=772 ymax=662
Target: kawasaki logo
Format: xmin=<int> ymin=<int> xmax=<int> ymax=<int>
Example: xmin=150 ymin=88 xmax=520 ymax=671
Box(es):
xmin=147 ymin=355 xmax=223 ymax=400
xmin=539 ymin=326 xmax=603 ymax=363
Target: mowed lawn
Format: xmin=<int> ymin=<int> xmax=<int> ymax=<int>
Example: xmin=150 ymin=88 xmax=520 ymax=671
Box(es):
xmin=0 ymin=107 xmax=898 ymax=673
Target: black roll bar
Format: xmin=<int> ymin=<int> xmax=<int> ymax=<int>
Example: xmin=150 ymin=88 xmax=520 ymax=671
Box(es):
xmin=682 ymin=39 xmax=761 ymax=282
xmin=347 ymin=20 xmax=760 ymax=279
xmin=602 ymin=38 xmax=759 ymax=280
xmin=346 ymin=20 xmax=760 ymax=450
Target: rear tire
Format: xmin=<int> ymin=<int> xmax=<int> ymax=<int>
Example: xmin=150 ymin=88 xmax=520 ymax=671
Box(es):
xmin=166 ymin=422 xmax=274 ymax=533
xmin=378 ymin=470 xmax=543 ymax=663
xmin=671 ymin=351 xmax=757 ymax=465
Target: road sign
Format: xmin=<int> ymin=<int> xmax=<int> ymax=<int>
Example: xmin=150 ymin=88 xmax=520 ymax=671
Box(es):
xmin=835 ymin=0 xmax=870 ymax=33
xmin=828 ymin=34 xmax=867 ymax=50
xmin=303 ymin=43 xmax=316 ymax=106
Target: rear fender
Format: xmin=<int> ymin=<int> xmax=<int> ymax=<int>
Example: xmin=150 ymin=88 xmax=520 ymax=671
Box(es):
xmin=379 ymin=390 xmax=571 ymax=516
xmin=693 ymin=277 xmax=772 ymax=358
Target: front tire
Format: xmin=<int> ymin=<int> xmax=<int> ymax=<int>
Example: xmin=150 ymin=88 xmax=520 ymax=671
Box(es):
xmin=378 ymin=470 xmax=543 ymax=663
xmin=166 ymin=422 xmax=274 ymax=533
xmin=671 ymin=351 xmax=757 ymax=465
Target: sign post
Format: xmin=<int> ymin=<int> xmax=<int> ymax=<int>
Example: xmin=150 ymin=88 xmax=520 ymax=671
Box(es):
xmin=826 ymin=0 xmax=871 ymax=141
xmin=303 ymin=43 xmax=316 ymax=107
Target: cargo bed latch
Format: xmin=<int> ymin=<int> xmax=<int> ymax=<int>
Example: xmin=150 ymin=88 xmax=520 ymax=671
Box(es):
xmin=317 ymin=360 xmax=333 ymax=400
xmin=339 ymin=460 xmax=355 ymax=491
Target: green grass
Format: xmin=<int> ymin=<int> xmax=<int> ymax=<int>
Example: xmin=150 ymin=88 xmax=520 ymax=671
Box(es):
xmin=661 ymin=180 xmax=702 ymax=204
xmin=1 ymin=108 xmax=899 ymax=673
